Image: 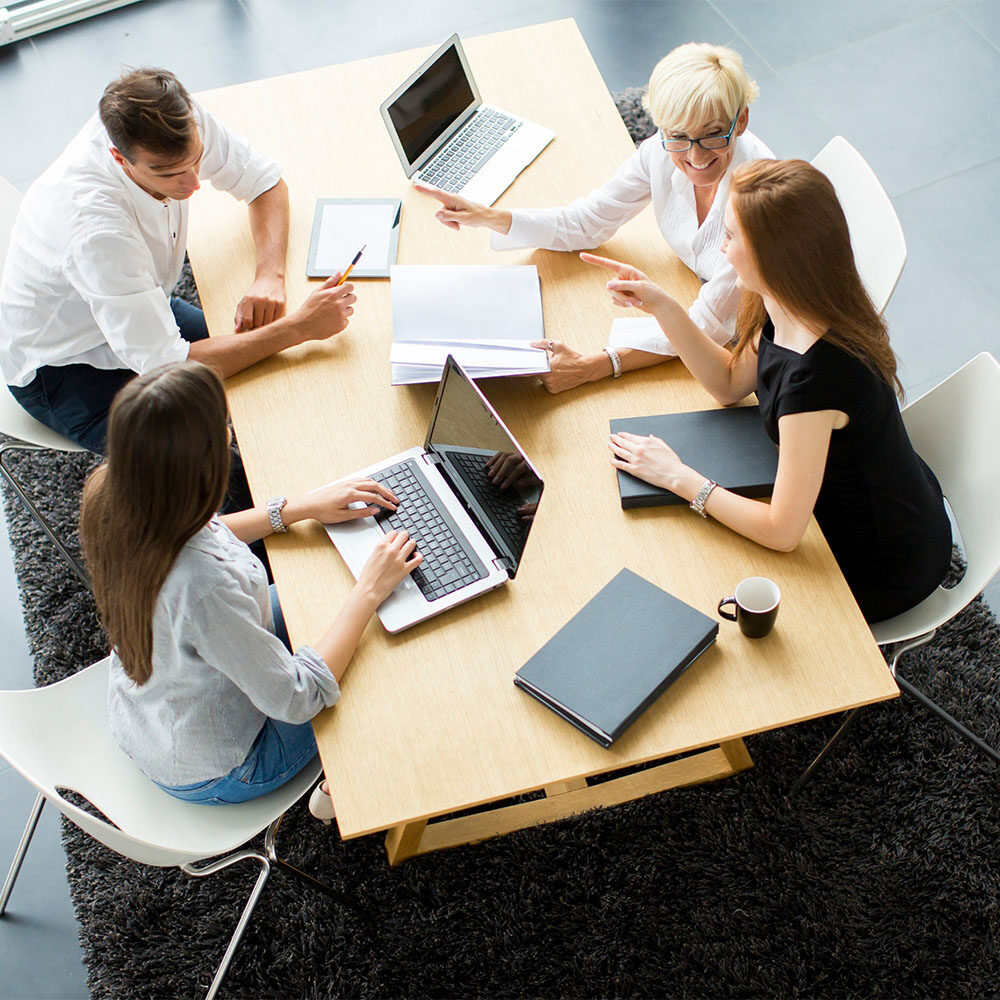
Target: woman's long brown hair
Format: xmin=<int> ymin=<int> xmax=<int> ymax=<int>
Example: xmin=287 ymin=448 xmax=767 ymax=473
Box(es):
xmin=80 ymin=362 xmax=231 ymax=684
xmin=729 ymin=159 xmax=902 ymax=399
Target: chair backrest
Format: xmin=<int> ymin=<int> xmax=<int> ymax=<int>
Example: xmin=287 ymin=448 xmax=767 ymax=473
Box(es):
xmin=0 ymin=659 xmax=321 ymax=867
xmin=811 ymin=136 xmax=906 ymax=315
xmin=871 ymin=352 xmax=1000 ymax=644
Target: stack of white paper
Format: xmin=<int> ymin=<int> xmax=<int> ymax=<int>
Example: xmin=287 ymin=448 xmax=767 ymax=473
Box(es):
xmin=390 ymin=265 xmax=550 ymax=385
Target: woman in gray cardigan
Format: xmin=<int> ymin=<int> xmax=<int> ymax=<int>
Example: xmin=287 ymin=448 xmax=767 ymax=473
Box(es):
xmin=80 ymin=361 xmax=421 ymax=821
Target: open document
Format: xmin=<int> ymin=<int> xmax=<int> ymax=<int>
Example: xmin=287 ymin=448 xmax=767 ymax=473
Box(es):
xmin=390 ymin=265 xmax=549 ymax=385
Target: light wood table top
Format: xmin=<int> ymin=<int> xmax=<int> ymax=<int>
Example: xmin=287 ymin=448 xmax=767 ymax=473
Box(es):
xmin=187 ymin=19 xmax=897 ymax=862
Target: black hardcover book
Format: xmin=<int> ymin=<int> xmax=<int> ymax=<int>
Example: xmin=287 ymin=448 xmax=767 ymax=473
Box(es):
xmin=610 ymin=406 xmax=778 ymax=509
xmin=514 ymin=569 xmax=718 ymax=748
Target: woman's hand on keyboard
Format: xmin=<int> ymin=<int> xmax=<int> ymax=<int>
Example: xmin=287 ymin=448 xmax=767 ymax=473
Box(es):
xmin=413 ymin=182 xmax=512 ymax=235
xmin=357 ymin=530 xmax=423 ymax=603
xmin=289 ymin=479 xmax=398 ymax=525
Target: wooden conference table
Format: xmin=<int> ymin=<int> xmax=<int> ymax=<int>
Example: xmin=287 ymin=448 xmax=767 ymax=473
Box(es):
xmin=188 ymin=20 xmax=897 ymax=864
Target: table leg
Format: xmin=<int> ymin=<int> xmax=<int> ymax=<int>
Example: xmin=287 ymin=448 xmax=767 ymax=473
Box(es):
xmin=381 ymin=739 xmax=753 ymax=863
xmin=720 ymin=738 xmax=753 ymax=772
xmin=544 ymin=778 xmax=588 ymax=796
xmin=385 ymin=819 xmax=428 ymax=866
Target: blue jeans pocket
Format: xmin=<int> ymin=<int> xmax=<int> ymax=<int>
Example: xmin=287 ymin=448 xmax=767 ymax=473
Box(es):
xmin=155 ymin=774 xmax=226 ymax=801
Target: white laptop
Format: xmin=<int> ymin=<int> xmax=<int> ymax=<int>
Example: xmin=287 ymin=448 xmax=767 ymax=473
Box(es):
xmin=379 ymin=33 xmax=555 ymax=206
xmin=322 ymin=356 xmax=544 ymax=633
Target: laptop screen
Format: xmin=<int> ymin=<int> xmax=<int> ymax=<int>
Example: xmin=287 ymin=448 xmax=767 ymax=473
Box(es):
xmin=425 ymin=357 xmax=543 ymax=576
xmin=384 ymin=41 xmax=475 ymax=166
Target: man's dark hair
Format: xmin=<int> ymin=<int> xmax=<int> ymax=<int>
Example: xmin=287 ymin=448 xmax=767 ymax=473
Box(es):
xmin=99 ymin=67 xmax=195 ymax=163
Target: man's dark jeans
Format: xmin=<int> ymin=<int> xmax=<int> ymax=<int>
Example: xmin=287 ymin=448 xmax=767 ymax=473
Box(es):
xmin=8 ymin=298 xmax=265 ymax=565
xmin=9 ymin=297 xmax=208 ymax=454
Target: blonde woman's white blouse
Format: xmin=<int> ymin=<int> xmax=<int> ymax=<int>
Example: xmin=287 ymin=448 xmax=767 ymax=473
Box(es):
xmin=491 ymin=129 xmax=774 ymax=350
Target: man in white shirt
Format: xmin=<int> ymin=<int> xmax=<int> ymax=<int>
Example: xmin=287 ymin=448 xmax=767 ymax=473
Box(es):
xmin=0 ymin=67 xmax=356 ymax=452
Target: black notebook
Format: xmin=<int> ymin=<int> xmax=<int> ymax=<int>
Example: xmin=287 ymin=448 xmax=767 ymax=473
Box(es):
xmin=514 ymin=569 xmax=718 ymax=748
xmin=610 ymin=406 xmax=778 ymax=509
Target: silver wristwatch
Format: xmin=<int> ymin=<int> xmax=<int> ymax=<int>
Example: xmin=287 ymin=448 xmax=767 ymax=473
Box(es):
xmin=604 ymin=345 xmax=623 ymax=378
xmin=266 ymin=496 xmax=288 ymax=533
xmin=689 ymin=479 xmax=718 ymax=518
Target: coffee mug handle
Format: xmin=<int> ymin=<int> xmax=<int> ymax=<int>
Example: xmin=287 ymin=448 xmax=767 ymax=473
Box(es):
xmin=718 ymin=596 xmax=738 ymax=622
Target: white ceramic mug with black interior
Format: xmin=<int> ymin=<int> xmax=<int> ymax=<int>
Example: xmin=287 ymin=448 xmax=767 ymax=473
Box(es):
xmin=718 ymin=577 xmax=781 ymax=639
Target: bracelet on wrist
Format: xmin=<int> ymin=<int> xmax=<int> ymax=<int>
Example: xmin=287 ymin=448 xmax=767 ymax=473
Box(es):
xmin=689 ymin=479 xmax=718 ymax=519
xmin=604 ymin=345 xmax=623 ymax=378
xmin=266 ymin=495 xmax=289 ymax=533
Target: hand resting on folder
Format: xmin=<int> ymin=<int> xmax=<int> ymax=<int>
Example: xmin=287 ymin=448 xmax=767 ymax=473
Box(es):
xmin=587 ymin=246 xmax=837 ymax=553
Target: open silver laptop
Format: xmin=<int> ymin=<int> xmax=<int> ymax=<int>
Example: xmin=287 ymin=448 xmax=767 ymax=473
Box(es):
xmin=379 ymin=33 xmax=555 ymax=206
xmin=322 ymin=356 xmax=544 ymax=633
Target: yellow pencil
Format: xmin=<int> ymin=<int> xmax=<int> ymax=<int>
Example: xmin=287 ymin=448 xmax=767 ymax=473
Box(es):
xmin=336 ymin=244 xmax=366 ymax=285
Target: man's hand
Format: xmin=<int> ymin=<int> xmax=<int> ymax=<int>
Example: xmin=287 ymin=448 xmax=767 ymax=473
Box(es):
xmin=288 ymin=272 xmax=356 ymax=344
xmin=530 ymin=339 xmax=612 ymax=394
xmin=413 ymin=182 xmax=512 ymax=234
xmin=234 ymin=273 xmax=287 ymax=332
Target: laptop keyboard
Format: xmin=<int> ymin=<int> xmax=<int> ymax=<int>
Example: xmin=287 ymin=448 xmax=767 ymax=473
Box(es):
xmin=446 ymin=451 xmax=528 ymax=554
xmin=370 ymin=459 xmax=488 ymax=602
xmin=419 ymin=108 xmax=522 ymax=193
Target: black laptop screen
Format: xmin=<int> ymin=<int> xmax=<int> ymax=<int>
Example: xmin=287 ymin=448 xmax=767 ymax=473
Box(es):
xmin=426 ymin=358 xmax=543 ymax=575
xmin=385 ymin=43 xmax=475 ymax=165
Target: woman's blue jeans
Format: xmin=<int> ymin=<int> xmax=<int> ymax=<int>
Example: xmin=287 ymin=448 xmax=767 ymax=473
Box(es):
xmin=155 ymin=585 xmax=319 ymax=805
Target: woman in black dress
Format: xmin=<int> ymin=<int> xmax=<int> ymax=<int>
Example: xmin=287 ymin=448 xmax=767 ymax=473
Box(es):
xmin=587 ymin=158 xmax=951 ymax=623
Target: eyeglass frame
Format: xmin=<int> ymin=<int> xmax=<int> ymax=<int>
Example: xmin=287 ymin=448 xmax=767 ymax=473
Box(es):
xmin=660 ymin=109 xmax=742 ymax=153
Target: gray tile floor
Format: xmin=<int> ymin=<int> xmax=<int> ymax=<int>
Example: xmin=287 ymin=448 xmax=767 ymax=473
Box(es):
xmin=1 ymin=0 xmax=998 ymax=996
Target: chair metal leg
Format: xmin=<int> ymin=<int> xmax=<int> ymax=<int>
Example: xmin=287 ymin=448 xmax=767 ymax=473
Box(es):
xmin=895 ymin=674 xmax=1000 ymax=766
xmin=181 ymin=848 xmax=271 ymax=1000
xmin=179 ymin=812 xmax=370 ymax=998
xmin=788 ymin=709 xmax=862 ymax=797
xmin=0 ymin=792 xmax=45 ymax=916
xmin=264 ymin=815 xmax=373 ymax=929
xmin=791 ymin=626 xmax=999 ymax=792
xmin=789 ymin=631 xmax=938 ymax=794
xmin=0 ymin=442 xmax=92 ymax=593
xmin=884 ymin=631 xmax=937 ymax=677
xmin=886 ymin=627 xmax=1000 ymax=764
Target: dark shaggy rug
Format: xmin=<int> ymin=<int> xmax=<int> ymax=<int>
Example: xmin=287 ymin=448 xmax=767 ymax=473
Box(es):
xmin=2 ymin=93 xmax=999 ymax=1000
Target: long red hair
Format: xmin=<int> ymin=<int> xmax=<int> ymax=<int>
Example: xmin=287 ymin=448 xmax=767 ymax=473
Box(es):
xmin=729 ymin=158 xmax=902 ymax=399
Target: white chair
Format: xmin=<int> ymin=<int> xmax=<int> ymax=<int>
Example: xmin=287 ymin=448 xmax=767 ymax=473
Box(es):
xmin=0 ymin=175 xmax=91 ymax=590
xmin=0 ymin=658 xmax=353 ymax=1000
xmin=793 ymin=353 xmax=1000 ymax=791
xmin=811 ymin=136 xmax=906 ymax=315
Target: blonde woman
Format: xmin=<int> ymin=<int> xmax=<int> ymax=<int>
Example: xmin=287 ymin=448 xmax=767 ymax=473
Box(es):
xmin=593 ymin=160 xmax=951 ymax=623
xmin=417 ymin=42 xmax=773 ymax=392
xmin=80 ymin=362 xmax=420 ymax=819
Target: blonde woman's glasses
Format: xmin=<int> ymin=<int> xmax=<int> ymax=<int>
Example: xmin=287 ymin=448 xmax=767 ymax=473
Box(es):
xmin=661 ymin=110 xmax=740 ymax=152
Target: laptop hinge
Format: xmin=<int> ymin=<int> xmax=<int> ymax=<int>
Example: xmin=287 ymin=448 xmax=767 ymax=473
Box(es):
xmin=420 ymin=452 xmax=443 ymax=466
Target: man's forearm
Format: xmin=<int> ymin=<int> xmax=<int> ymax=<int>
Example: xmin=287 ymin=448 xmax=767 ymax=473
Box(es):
xmin=248 ymin=179 xmax=289 ymax=279
xmin=187 ymin=315 xmax=300 ymax=378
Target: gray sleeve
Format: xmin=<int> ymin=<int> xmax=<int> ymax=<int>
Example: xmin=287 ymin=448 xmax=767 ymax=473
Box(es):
xmin=190 ymin=582 xmax=340 ymax=725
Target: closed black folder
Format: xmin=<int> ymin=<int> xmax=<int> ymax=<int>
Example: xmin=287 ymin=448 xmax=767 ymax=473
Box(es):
xmin=610 ymin=406 xmax=778 ymax=509
xmin=514 ymin=569 xmax=718 ymax=748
